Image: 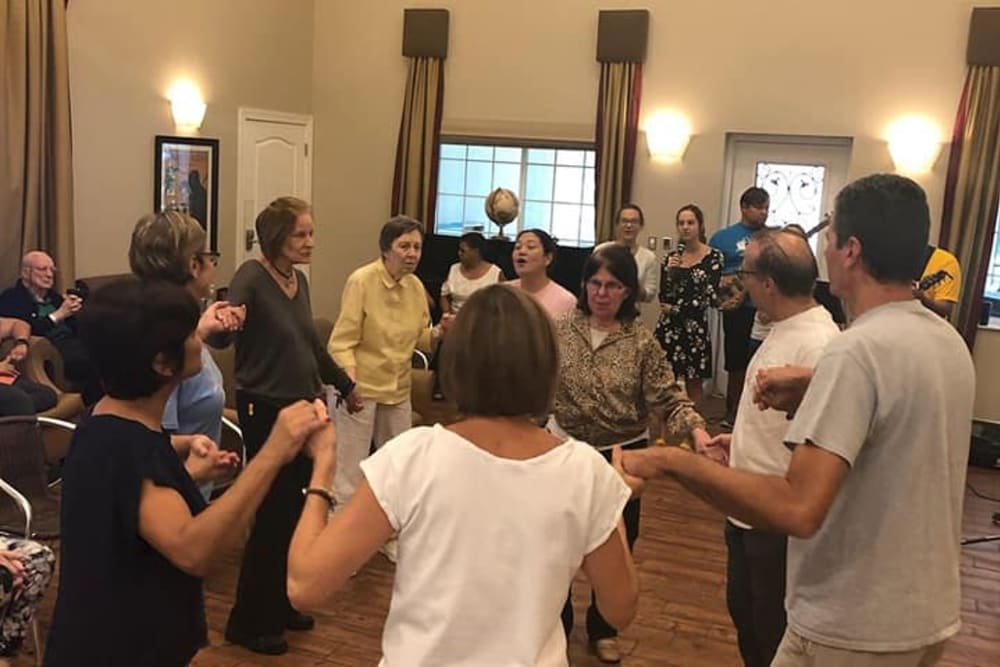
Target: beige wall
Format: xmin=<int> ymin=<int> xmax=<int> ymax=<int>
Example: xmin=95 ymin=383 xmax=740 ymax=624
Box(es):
xmin=67 ymin=0 xmax=315 ymax=280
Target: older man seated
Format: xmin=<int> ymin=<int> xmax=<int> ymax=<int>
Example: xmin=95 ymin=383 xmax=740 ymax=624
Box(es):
xmin=0 ymin=251 xmax=101 ymax=404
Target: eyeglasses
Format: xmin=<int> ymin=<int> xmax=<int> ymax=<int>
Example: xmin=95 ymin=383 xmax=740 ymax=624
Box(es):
xmin=196 ymin=251 xmax=221 ymax=267
xmin=736 ymin=268 xmax=760 ymax=278
xmin=586 ymin=278 xmax=626 ymax=294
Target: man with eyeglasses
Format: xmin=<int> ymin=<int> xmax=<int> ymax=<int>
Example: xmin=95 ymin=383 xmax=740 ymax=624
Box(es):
xmin=712 ymin=228 xmax=839 ymax=667
xmin=0 ymin=251 xmax=102 ymax=404
xmin=710 ymin=187 xmax=771 ymax=429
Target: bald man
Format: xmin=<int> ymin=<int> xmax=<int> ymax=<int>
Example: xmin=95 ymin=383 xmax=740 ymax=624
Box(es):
xmin=0 ymin=251 xmax=101 ymax=403
xmin=708 ymin=228 xmax=840 ymax=667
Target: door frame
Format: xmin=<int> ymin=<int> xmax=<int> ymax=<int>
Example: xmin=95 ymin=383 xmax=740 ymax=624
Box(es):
xmin=234 ymin=107 xmax=314 ymax=267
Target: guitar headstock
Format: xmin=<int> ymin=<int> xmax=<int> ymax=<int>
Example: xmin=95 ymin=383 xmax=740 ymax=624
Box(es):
xmin=918 ymin=269 xmax=951 ymax=293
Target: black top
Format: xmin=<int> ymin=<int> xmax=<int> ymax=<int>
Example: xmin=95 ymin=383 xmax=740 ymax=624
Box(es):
xmin=226 ymin=260 xmax=353 ymax=401
xmin=45 ymin=415 xmax=208 ymax=666
xmin=0 ymin=280 xmax=76 ymax=340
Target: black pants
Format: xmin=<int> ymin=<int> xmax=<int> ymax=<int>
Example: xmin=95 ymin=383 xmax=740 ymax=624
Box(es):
xmin=0 ymin=378 xmax=56 ymax=416
xmin=561 ymin=441 xmax=643 ymax=642
xmin=724 ymin=521 xmax=787 ymax=667
xmin=226 ymin=391 xmax=312 ymax=637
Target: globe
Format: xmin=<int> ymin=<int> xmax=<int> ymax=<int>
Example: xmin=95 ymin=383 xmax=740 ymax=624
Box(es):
xmin=484 ymin=188 xmax=519 ymax=239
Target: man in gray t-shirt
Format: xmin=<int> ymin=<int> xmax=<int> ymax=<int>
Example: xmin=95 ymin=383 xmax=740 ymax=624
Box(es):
xmin=623 ymin=174 xmax=974 ymax=666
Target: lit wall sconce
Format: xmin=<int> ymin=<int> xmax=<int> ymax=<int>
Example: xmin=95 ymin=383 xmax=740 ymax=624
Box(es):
xmin=168 ymin=80 xmax=207 ymax=132
xmin=886 ymin=115 xmax=942 ymax=174
xmin=644 ymin=110 xmax=692 ymax=163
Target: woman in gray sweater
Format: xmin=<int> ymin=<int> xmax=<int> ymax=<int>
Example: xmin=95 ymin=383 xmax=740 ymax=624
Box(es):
xmin=223 ymin=196 xmax=361 ymax=655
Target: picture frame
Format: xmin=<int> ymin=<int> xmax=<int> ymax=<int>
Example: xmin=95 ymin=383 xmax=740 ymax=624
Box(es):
xmin=153 ymin=135 xmax=220 ymax=250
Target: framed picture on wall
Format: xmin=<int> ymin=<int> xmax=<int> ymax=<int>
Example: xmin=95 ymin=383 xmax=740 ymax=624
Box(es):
xmin=153 ymin=135 xmax=220 ymax=250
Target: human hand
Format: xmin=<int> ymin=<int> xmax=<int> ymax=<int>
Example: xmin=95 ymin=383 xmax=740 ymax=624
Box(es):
xmin=611 ymin=446 xmax=645 ymax=499
xmin=621 ymin=447 xmax=666 ymax=480
xmin=0 ymin=550 xmax=26 ymax=589
xmin=6 ymin=340 xmax=28 ymax=363
xmin=265 ymin=400 xmax=332 ymax=464
xmin=305 ymin=399 xmax=336 ymax=463
xmin=660 ymin=302 xmax=674 ymax=314
xmin=753 ymin=365 xmax=813 ymax=414
xmin=185 ymin=437 xmax=241 ymax=483
xmin=55 ymin=294 xmax=82 ymax=321
xmin=345 ymin=389 xmax=364 ymax=414
xmin=197 ymin=301 xmax=246 ymax=338
xmin=438 ymin=312 xmax=455 ymax=337
xmin=666 ymin=254 xmax=682 ymax=270
xmin=697 ymin=433 xmax=730 ymax=465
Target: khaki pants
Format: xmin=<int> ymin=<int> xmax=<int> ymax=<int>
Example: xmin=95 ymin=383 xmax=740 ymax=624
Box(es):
xmin=771 ymin=629 xmax=946 ymax=667
xmin=332 ymin=397 xmax=412 ymax=505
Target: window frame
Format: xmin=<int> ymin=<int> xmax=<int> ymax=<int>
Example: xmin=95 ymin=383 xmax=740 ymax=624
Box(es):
xmin=434 ymin=135 xmax=597 ymax=247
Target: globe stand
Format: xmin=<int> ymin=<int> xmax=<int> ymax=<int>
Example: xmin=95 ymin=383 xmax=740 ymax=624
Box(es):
xmin=492 ymin=221 xmax=511 ymax=241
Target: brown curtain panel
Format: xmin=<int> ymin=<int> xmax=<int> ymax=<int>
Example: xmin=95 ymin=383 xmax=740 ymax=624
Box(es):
xmin=594 ymin=61 xmax=642 ymax=243
xmin=0 ymin=0 xmax=75 ymax=288
xmin=939 ymin=65 xmax=1000 ymax=347
xmin=391 ymin=56 xmax=444 ymax=228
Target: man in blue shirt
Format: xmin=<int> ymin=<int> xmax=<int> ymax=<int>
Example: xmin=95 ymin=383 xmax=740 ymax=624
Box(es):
xmin=710 ymin=187 xmax=770 ymax=427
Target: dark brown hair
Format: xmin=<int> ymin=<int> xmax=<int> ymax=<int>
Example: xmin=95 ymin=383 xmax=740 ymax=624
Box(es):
xmin=379 ymin=216 xmax=425 ymax=255
xmin=440 ymin=285 xmax=558 ymax=418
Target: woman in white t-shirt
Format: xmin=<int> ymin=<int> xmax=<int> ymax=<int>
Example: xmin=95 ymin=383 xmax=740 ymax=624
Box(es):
xmin=287 ymin=285 xmax=639 ymax=667
xmin=439 ymin=232 xmax=503 ymax=315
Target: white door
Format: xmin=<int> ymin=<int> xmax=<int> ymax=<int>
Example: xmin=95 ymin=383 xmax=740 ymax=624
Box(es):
xmin=711 ymin=134 xmax=853 ymax=395
xmin=235 ymin=108 xmax=313 ymax=275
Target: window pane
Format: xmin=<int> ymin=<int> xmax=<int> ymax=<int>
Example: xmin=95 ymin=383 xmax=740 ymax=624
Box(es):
xmin=435 ymin=195 xmax=464 ymax=236
xmin=584 ymin=150 xmax=596 ymax=167
xmin=466 ymin=161 xmax=493 ymax=196
xmin=579 ymin=207 xmax=596 ymax=246
xmin=492 ymin=162 xmax=521 ymax=191
xmin=984 ymin=210 xmax=1000 ymax=299
xmin=440 ymin=144 xmax=466 ymax=160
xmin=439 ymin=159 xmax=466 ymax=195
xmin=525 ymin=165 xmax=554 ymax=201
xmin=494 ymin=146 xmax=522 ymax=163
xmin=552 ymin=203 xmax=582 ymax=243
xmin=582 ymin=168 xmax=595 ymax=205
xmin=755 ymin=162 xmax=826 ymax=252
xmin=463 ymin=196 xmax=488 ymax=226
xmin=554 ymin=166 xmax=584 ymax=202
xmin=556 ymin=149 xmax=585 ymax=166
xmin=523 ymin=201 xmax=551 ymax=230
xmin=527 ymin=148 xmax=555 ymax=165
xmin=467 ymin=145 xmax=494 ymax=161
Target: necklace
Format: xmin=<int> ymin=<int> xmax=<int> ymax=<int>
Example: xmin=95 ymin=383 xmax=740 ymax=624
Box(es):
xmin=267 ymin=260 xmax=295 ymax=287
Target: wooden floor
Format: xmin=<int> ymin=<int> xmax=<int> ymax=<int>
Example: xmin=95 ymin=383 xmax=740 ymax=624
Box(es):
xmin=15 ymin=421 xmax=1000 ymax=666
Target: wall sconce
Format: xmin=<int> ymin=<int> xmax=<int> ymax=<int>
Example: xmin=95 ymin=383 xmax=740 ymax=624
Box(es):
xmin=168 ymin=80 xmax=206 ymax=132
xmin=644 ymin=110 xmax=692 ymax=163
xmin=886 ymin=115 xmax=942 ymax=174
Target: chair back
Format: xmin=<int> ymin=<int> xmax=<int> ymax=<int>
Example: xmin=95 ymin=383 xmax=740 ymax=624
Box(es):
xmin=0 ymin=416 xmax=60 ymax=538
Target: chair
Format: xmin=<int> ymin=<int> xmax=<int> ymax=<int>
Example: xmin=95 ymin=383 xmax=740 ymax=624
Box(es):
xmin=0 ymin=416 xmax=62 ymax=666
xmin=21 ymin=337 xmax=84 ymax=421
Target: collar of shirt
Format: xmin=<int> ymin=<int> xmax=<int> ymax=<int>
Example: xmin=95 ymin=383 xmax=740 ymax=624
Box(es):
xmin=376 ymin=259 xmax=404 ymax=291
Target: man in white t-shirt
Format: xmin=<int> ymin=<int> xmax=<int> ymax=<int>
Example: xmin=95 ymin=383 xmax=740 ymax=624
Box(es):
xmin=623 ymin=174 xmax=975 ymax=666
xmin=596 ymin=204 xmax=658 ymax=302
xmin=717 ymin=228 xmax=839 ymax=667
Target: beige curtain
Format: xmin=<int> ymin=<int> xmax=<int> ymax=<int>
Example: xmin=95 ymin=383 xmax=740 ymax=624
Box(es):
xmin=939 ymin=65 xmax=1000 ymax=345
xmin=0 ymin=0 xmax=74 ymax=289
xmin=391 ymin=56 xmax=444 ymax=228
xmin=594 ymin=61 xmax=642 ymax=243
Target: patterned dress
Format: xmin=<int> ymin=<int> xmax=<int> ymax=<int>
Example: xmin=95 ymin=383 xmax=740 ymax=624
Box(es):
xmin=0 ymin=536 xmax=55 ymax=657
xmin=655 ymin=247 xmax=724 ymax=379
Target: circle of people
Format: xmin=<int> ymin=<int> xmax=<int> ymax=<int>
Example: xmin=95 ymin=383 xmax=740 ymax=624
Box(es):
xmin=0 ymin=173 xmax=974 ymax=667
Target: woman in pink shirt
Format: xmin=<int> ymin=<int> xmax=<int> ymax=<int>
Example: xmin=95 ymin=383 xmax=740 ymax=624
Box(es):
xmin=508 ymin=229 xmax=576 ymax=321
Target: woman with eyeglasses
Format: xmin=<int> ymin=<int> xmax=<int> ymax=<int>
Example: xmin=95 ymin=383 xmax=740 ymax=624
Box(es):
xmin=550 ymin=243 xmax=711 ymax=663
xmin=654 ymin=204 xmax=725 ymax=406
xmin=129 ymin=211 xmax=246 ymax=493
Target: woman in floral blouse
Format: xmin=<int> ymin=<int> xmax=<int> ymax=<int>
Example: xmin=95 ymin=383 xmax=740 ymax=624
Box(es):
xmin=550 ymin=243 xmax=711 ymax=663
xmin=655 ymin=204 xmax=724 ymax=407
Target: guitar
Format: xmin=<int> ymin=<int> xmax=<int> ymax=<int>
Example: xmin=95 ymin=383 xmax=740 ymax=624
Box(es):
xmin=916 ymin=269 xmax=951 ymax=294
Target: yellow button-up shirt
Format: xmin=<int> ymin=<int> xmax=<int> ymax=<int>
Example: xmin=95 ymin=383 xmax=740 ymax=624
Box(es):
xmin=328 ymin=259 xmax=433 ymax=404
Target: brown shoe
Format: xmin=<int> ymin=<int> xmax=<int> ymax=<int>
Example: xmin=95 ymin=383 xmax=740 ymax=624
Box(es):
xmin=590 ymin=638 xmax=622 ymax=664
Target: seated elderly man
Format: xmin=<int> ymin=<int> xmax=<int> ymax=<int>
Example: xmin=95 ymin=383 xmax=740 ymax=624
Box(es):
xmin=0 ymin=251 xmax=101 ymax=404
xmin=0 ymin=317 xmax=57 ymax=416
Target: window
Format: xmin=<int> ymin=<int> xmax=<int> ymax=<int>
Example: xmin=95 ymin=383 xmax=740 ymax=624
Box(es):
xmin=983 ymin=205 xmax=1000 ymax=301
xmin=755 ymin=161 xmax=828 ymax=252
xmin=435 ymin=140 xmax=596 ymax=247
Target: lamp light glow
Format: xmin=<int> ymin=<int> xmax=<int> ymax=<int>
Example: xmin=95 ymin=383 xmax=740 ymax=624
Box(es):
xmin=644 ymin=111 xmax=692 ymax=163
xmin=886 ymin=115 xmax=941 ymax=174
xmin=168 ymin=80 xmax=206 ymax=132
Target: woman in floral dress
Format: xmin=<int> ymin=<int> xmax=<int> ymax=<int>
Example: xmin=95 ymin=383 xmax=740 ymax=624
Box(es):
xmin=655 ymin=204 xmax=724 ymax=406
